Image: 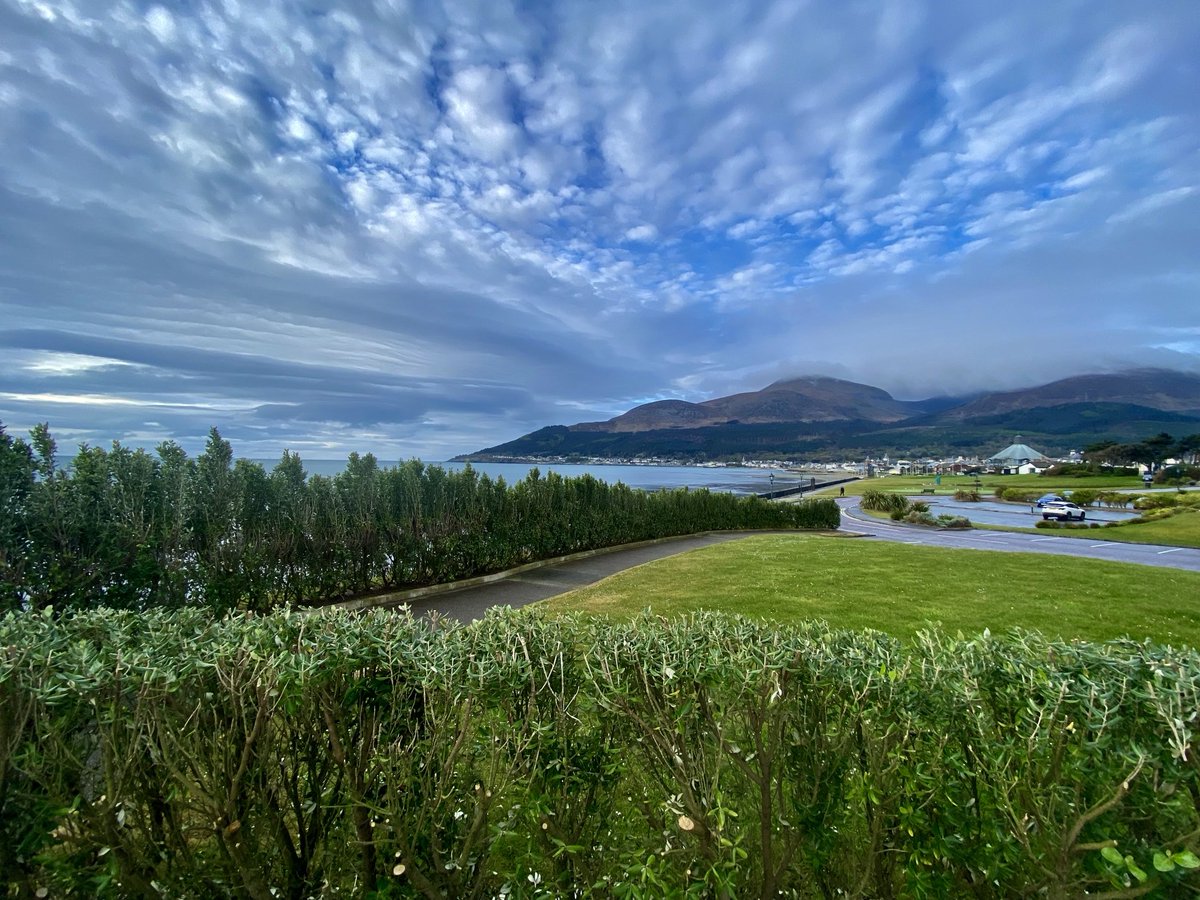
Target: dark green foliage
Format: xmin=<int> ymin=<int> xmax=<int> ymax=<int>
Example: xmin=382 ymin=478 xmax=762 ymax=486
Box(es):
xmin=1155 ymin=465 xmax=1200 ymax=485
xmin=3 ymin=608 xmax=1199 ymax=897
xmin=0 ymin=426 xmax=37 ymax=612
xmin=1045 ymin=462 xmax=1139 ymax=478
xmin=0 ymin=424 xmax=838 ymax=615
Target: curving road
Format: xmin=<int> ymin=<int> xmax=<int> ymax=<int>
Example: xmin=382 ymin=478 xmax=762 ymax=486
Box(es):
xmin=836 ymin=498 xmax=1200 ymax=572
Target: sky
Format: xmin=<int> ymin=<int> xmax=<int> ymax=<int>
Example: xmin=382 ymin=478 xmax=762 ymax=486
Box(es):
xmin=1 ymin=0 xmax=1198 ymax=461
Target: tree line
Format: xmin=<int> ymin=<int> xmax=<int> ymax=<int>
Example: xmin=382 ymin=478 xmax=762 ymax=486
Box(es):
xmin=1085 ymin=432 xmax=1200 ymax=470
xmin=0 ymin=424 xmax=838 ymax=615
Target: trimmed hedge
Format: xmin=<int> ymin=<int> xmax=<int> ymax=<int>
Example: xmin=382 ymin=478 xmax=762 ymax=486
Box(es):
xmin=3 ymin=608 xmax=1199 ymax=898
xmin=994 ymin=487 xmax=1044 ymax=503
xmin=0 ymin=425 xmax=838 ymax=615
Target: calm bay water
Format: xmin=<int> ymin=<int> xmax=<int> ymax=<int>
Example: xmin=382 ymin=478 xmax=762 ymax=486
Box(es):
xmin=257 ymin=459 xmax=809 ymax=495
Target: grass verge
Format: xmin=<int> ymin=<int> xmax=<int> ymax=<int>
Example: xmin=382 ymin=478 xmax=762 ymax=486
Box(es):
xmin=1007 ymin=506 xmax=1200 ymax=549
xmin=538 ymin=533 xmax=1200 ymax=646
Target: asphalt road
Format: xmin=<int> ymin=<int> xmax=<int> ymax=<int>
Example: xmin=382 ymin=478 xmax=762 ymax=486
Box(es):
xmin=836 ymin=498 xmax=1200 ymax=572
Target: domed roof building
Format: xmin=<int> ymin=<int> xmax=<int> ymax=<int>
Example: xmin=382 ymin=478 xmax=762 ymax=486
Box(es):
xmin=987 ymin=437 xmax=1052 ymax=474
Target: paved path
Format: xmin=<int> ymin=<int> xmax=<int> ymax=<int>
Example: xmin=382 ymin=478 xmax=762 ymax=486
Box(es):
xmin=836 ymin=498 xmax=1200 ymax=572
xmin=374 ymin=532 xmax=764 ymax=622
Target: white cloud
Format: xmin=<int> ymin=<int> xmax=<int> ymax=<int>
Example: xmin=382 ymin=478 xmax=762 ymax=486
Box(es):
xmin=443 ymin=65 xmax=522 ymax=161
xmin=0 ymin=0 xmax=1195 ymax=457
xmin=1107 ymin=187 xmax=1195 ymax=225
xmin=25 ymin=352 xmax=140 ymax=376
xmin=144 ymin=6 xmax=176 ymax=42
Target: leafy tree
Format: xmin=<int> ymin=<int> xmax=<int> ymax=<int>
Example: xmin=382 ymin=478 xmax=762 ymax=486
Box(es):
xmin=1141 ymin=432 xmax=1177 ymax=471
xmin=0 ymin=425 xmax=36 ymax=612
xmin=189 ymin=428 xmax=244 ymax=610
xmin=1177 ymin=434 xmax=1200 ymax=465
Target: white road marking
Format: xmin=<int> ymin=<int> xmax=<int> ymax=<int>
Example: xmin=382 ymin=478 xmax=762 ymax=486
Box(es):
xmin=1089 ymin=543 xmax=1111 ymax=548
xmin=1158 ymin=548 xmax=1185 ymax=555
xmin=1031 ymin=538 xmax=1060 ymax=543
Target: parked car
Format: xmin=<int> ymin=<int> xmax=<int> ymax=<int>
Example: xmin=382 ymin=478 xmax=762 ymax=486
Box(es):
xmin=1041 ymin=501 xmax=1086 ymax=521
xmin=1035 ymin=493 xmax=1065 ymax=508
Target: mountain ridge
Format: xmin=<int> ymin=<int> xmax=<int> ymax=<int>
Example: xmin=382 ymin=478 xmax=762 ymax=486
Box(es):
xmin=458 ymin=368 xmax=1200 ymax=461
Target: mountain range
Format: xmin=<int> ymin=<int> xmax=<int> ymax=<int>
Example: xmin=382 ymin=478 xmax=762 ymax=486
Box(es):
xmin=457 ymin=369 xmax=1200 ymax=462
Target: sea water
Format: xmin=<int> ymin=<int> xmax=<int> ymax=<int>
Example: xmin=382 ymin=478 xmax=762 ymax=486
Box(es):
xmin=258 ymin=459 xmax=812 ymax=495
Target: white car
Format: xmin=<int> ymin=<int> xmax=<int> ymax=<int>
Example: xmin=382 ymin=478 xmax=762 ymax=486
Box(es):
xmin=1041 ymin=501 xmax=1086 ymax=521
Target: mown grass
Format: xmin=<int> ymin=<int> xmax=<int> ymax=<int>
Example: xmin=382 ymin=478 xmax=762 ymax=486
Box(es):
xmin=1015 ymin=506 xmax=1200 ymax=549
xmin=827 ymin=473 xmax=1142 ymax=497
xmin=539 ymin=533 xmax=1200 ymax=646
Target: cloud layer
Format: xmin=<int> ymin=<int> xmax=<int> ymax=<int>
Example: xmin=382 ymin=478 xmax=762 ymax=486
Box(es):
xmin=1 ymin=0 xmax=1197 ymax=458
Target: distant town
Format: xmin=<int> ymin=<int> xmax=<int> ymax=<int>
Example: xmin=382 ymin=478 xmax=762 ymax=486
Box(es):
xmin=473 ymin=443 xmax=1099 ymax=478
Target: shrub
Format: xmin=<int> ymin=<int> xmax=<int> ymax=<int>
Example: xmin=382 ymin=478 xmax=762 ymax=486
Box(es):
xmin=1036 ymin=520 xmax=1092 ymax=530
xmin=1154 ymin=465 xmax=1200 ymax=485
xmin=861 ymin=489 xmax=910 ymax=514
xmin=3 ymin=608 xmax=1200 ymax=897
xmin=1044 ymin=463 xmax=1139 ymax=477
xmin=1066 ymin=489 xmax=1098 ymax=507
xmin=1136 ymin=494 xmax=1179 ymax=510
xmin=936 ymin=515 xmax=972 ymax=529
xmin=997 ymin=488 xmax=1042 ymax=503
xmin=953 ymin=489 xmax=981 ymax=502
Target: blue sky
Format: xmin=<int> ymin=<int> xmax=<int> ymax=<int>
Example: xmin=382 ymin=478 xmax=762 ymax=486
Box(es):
xmin=1 ymin=0 xmax=1197 ymax=459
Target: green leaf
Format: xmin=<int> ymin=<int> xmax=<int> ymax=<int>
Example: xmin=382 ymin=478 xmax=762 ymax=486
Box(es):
xmin=1126 ymin=857 xmax=1148 ymax=883
xmin=1173 ymin=850 xmax=1200 ymax=869
xmin=1154 ymin=851 xmax=1175 ymax=872
xmin=1102 ymin=846 xmax=1123 ymax=865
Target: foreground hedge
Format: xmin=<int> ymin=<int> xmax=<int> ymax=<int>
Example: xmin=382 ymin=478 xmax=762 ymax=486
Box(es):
xmin=2 ymin=609 xmax=1199 ymax=898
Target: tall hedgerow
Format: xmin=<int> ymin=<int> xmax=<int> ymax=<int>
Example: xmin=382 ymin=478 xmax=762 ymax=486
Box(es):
xmin=0 ymin=424 xmax=838 ymax=615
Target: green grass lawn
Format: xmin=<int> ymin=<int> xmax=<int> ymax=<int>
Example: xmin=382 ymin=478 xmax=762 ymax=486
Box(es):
xmin=826 ymin=472 xmax=1142 ymax=498
xmin=999 ymin=506 xmax=1200 ymax=549
xmin=538 ymin=534 xmax=1200 ymax=646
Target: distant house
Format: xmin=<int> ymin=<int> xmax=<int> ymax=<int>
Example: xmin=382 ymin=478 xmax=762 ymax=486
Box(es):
xmin=937 ymin=456 xmax=982 ymax=475
xmin=986 ymin=439 xmax=1052 ymax=475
